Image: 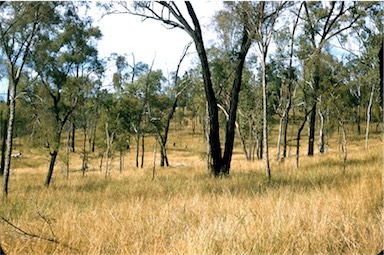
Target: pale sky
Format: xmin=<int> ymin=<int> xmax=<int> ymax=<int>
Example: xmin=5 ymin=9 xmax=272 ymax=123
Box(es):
xmin=92 ymin=1 xmax=223 ymax=85
xmin=0 ymin=2 xmax=223 ymax=94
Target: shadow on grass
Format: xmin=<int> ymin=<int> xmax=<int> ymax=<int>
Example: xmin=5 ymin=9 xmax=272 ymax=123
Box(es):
xmin=303 ymin=154 xmax=380 ymax=171
xmin=194 ymin=164 xmax=375 ymax=198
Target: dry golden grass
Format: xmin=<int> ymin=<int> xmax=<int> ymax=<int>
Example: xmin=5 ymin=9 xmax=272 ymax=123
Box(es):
xmin=0 ymin=127 xmax=383 ymax=254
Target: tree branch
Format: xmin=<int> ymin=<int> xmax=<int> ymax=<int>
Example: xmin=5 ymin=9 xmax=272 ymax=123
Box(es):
xmin=0 ymin=215 xmax=78 ymax=252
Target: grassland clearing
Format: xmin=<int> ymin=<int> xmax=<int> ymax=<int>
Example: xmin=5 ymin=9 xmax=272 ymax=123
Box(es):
xmin=0 ymin=128 xmax=382 ymax=254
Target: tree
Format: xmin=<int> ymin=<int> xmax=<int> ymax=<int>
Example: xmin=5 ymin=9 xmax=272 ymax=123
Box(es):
xmin=150 ymin=42 xmax=191 ymax=167
xmin=29 ymin=2 xmax=102 ymax=186
xmin=106 ymin=1 xmax=252 ymax=176
xmin=245 ymin=1 xmax=288 ymax=179
xmin=299 ymin=1 xmax=365 ymax=156
xmin=0 ymin=2 xmax=53 ymax=198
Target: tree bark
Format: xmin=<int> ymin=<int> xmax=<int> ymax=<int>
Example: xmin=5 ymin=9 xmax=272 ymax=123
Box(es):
xmin=140 ymin=134 xmax=144 ymax=169
xmin=261 ymin=52 xmax=271 ymax=180
xmin=81 ymin=127 xmax=87 ymax=176
xmin=308 ymin=101 xmax=317 ymax=156
xmin=135 ymin=130 xmax=139 ymax=168
xmin=276 ymin=114 xmax=283 ymax=162
xmin=0 ymin=106 xmax=8 ymax=177
xmin=70 ymin=121 xmax=75 ymax=152
xmin=2 ymin=83 xmax=15 ymax=198
xmin=186 ymin=2 xmax=222 ymax=175
xmin=221 ymin=29 xmax=252 ymax=174
xmin=296 ymin=109 xmax=312 ymax=169
xmin=318 ymin=109 xmax=325 ymax=154
xmin=247 ymin=118 xmax=254 ymax=161
xmin=340 ymin=121 xmax=347 ymax=173
xmin=45 ymin=149 xmax=58 ymax=187
xmin=105 ymin=122 xmax=114 ymax=178
xmin=379 ymin=38 xmax=383 ymax=124
xmin=365 ymin=85 xmax=375 ymax=150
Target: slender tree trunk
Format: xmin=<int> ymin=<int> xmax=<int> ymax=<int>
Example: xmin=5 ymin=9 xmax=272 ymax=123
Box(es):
xmin=45 ymin=128 xmax=63 ymax=187
xmin=379 ymin=39 xmax=383 ymax=124
xmin=236 ymin=123 xmax=250 ymax=161
xmin=365 ymin=85 xmax=375 ymax=150
xmin=340 ymin=121 xmax=347 ymax=173
xmin=296 ymin=109 xmax=312 ymax=169
xmin=308 ymin=102 xmax=317 ymax=156
xmin=82 ymin=128 xmax=87 ymax=176
xmin=140 ymin=134 xmax=144 ymax=169
xmin=248 ymin=118 xmax=253 ymax=161
xmin=0 ymin=114 xmax=7 ymax=177
xmin=91 ymin=124 xmax=96 ymax=153
xmin=45 ymin=150 xmax=58 ymax=187
xmin=2 ymin=83 xmax=16 ymax=198
xmin=135 ymin=131 xmax=139 ymax=168
xmin=70 ymin=121 xmax=75 ymax=152
xmin=318 ymin=109 xmax=324 ymax=154
xmin=205 ymin=102 xmax=211 ymax=174
xmin=276 ymin=114 xmax=283 ymax=162
xmin=105 ymin=122 xmax=114 ymax=178
xmin=256 ymin=130 xmax=263 ymax=160
xmin=261 ymin=54 xmax=271 ymax=180
xmin=159 ymin=140 xmax=169 ymax=167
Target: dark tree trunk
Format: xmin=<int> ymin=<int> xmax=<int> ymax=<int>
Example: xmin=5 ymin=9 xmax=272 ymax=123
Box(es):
xmin=187 ymin=3 xmax=222 ymax=175
xmin=296 ymin=109 xmax=312 ymax=169
xmin=379 ymin=38 xmax=383 ymax=123
xmin=257 ymin=131 xmax=263 ymax=160
xmin=308 ymin=102 xmax=317 ymax=156
xmin=135 ymin=131 xmax=139 ymax=168
xmin=70 ymin=121 xmax=75 ymax=152
xmin=82 ymin=128 xmax=87 ymax=176
xmin=45 ymin=149 xmax=58 ymax=187
xmin=140 ymin=134 xmax=144 ymax=168
xmin=0 ymin=85 xmax=10 ymax=177
xmin=91 ymin=124 xmax=96 ymax=152
xmin=0 ymin=117 xmax=7 ymax=176
xmin=308 ymin=50 xmax=321 ymax=156
xmin=159 ymin=140 xmax=169 ymax=167
xmin=221 ymin=29 xmax=252 ymax=174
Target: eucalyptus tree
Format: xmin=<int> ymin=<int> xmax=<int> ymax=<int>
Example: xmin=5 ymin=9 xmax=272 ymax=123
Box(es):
xmin=150 ymin=43 xmax=191 ymax=167
xmin=298 ymin=1 xmax=368 ymax=156
xmin=29 ymin=2 xmax=102 ymax=186
xmin=0 ymin=1 xmax=57 ymax=197
xmin=106 ymin=1 xmax=253 ymax=176
xmin=240 ymin=1 xmax=288 ymax=179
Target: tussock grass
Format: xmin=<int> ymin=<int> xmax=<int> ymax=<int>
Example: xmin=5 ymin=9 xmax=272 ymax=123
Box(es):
xmin=0 ymin=129 xmax=382 ymax=254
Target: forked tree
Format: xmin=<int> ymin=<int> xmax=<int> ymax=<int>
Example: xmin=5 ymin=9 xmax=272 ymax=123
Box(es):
xmin=107 ymin=1 xmax=252 ymax=176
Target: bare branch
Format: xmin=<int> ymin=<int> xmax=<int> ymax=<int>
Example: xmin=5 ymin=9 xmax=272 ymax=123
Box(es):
xmin=0 ymin=215 xmax=78 ymax=252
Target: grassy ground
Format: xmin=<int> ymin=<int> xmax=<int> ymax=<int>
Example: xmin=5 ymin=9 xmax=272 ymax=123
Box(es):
xmin=0 ymin=126 xmax=383 ymax=254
